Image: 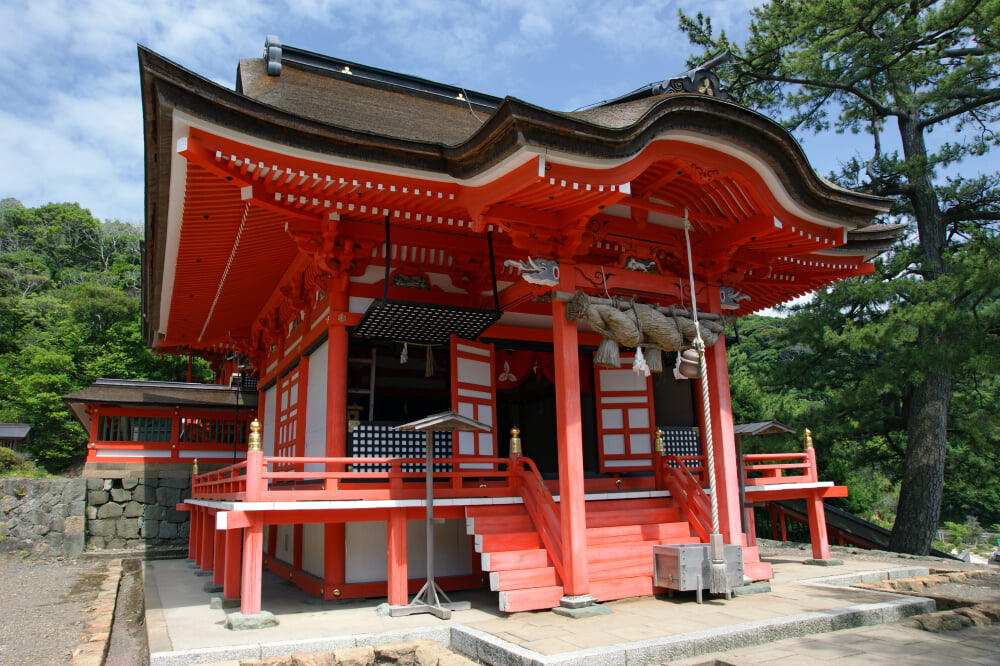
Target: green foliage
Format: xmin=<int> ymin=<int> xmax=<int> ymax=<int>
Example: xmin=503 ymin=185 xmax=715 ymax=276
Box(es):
xmin=0 ymin=447 xmax=20 ymax=472
xmin=0 ymin=201 xmax=213 ymax=472
xmin=683 ymin=0 xmax=1000 ymax=554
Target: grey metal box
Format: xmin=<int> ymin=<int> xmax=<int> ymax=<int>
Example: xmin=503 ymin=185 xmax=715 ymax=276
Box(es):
xmin=652 ymin=544 xmax=743 ymax=603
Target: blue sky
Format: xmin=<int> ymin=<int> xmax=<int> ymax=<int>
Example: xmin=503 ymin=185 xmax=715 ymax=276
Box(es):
xmin=3 ymin=0 xmax=879 ymax=225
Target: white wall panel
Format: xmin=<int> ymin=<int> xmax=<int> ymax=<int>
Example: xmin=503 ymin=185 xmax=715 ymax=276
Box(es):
xmin=305 ymin=341 xmax=328 ymax=471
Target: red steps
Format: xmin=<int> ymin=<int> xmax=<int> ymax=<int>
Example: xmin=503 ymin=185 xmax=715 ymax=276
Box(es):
xmin=471 ymin=498 xmax=703 ymax=613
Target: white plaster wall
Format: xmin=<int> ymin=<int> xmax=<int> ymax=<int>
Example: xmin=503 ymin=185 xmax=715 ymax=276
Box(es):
xmin=305 ymin=341 xmax=329 ymax=472
xmin=344 ymin=519 xmax=471 ymax=584
xmin=275 ymin=524 xmax=294 ymax=564
xmin=262 ymin=385 xmax=276 ymax=457
xmin=302 ymin=523 xmax=325 ymax=578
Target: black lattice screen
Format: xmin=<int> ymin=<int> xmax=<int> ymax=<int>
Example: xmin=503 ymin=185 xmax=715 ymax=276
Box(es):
xmin=659 ymin=426 xmax=702 ymax=464
xmin=353 ymin=300 xmax=500 ymax=346
xmin=348 ymin=422 xmax=453 ymax=472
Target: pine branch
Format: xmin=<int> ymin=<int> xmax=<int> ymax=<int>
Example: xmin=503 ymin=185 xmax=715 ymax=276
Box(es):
xmin=917 ymin=87 xmax=1000 ymax=129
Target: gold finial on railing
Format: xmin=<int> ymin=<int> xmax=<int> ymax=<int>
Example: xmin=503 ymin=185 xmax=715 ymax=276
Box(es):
xmin=803 ymin=428 xmax=813 ymax=451
xmin=654 ymin=427 xmax=665 ymax=454
xmin=192 ymin=458 xmax=199 ymax=476
xmin=248 ymin=418 xmax=262 ymax=451
xmin=509 ymin=426 xmax=522 ymax=458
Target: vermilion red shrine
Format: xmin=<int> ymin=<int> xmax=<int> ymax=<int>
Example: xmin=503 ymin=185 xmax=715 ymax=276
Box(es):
xmin=137 ymin=38 xmax=901 ymax=620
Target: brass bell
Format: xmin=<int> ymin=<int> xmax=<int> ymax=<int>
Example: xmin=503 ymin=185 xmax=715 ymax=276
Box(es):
xmin=677 ymin=349 xmax=702 ymax=379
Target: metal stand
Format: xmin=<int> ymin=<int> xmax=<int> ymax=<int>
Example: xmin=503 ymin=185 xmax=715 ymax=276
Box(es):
xmin=389 ymin=429 xmax=470 ymax=619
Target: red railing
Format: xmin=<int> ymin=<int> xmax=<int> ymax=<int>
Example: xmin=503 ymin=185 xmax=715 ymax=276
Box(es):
xmin=512 ymin=456 xmax=564 ymax=582
xmin=660 ymin=455 xmax=711 ymax=541
xmin=191 ymin=452 xmax=522 ymax=502
xmin=742 ymin=449 xmax=818 ymax=486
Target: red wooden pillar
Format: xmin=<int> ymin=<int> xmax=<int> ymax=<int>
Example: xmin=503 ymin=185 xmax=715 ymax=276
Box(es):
xmin=324 ymin=281 xmax=349 ymax=592
xmin=552 ymin=296 xmax=590 ymax=599
xmin=240 ymin=513 xmax=264 ymax=615
xmin=200 ymin=509 xmax=214 ymax=572
xmin=806 ymin=491 xmax=831 ymax=559
xmin=212 ymin=524 xmax=226 ymax=586
xmin=386 ymin=509 xmax=408 ymax=605
xmin=701 ymin=287 xmax=743 ymax=545
xmin=769 ymin=505 xmax=780 ymax=541
xmin=189 ymin=506 xmax=200 ymax=561
xmin=224 ymin=527 xmax=242 ymax=600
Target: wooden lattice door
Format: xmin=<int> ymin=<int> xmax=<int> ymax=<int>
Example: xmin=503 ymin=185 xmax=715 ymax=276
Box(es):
xmin=594 ymin=354 xmax=656 ymax=472
xmin=450 ymin=335 xmax=496 ymax=469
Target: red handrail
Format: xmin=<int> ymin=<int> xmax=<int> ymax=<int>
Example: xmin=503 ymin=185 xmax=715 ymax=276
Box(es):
xmin=513 ymin=457 xmax=564 ymax=583
xmin=660 ymin=455 xmax=711 ymax=541
xmin=742 ymin=450 xmax=817 ymax=485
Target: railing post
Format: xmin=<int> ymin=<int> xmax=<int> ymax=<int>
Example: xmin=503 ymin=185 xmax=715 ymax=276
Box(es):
xmin=245 ymin=419 xmax=264 ymax=502
xmin=508 ymin=426 xmax=522 ymax=490
xmin=803 ymin=428 xmax=818 ymax=482
xmin=652 ymin=427 xmax=664 ymax=490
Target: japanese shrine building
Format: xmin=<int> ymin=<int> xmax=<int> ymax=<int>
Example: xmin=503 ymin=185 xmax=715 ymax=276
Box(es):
xmin=139 ymin=37 xmax=898 ymax=619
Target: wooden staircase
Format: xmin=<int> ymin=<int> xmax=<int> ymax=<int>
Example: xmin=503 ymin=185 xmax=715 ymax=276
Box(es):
xmin=467 ymin=497 xmax=701 ymax=612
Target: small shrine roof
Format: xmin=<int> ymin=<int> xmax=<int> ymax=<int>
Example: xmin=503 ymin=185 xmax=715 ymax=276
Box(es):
xmin=63 ymin=379 xmax=258 ymax=432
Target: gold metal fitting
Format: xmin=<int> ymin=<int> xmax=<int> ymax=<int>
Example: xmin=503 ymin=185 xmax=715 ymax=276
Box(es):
xmin=479 ymin=480 xmax=487 ymax=488
xmin=615 ymin=478 xmax=623 ymax=488
xmin=509 ymin=426 xmax=522 ymax=458
xmin=192 ymin=458 xmax=199 ymax=476
xmin=333 ymin=587 xmax=342 ymax=598
xmin=654 ymin=427 xmax=665 ymax=454
xmin=248 ymin=419 xmax=262 ymax=451
xmin=803 ymin=428 xmax=814 ymax=451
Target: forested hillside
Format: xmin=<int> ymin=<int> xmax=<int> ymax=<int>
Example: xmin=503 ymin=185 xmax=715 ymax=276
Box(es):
xmin=0 ymin=198 xmax=209 ymax=470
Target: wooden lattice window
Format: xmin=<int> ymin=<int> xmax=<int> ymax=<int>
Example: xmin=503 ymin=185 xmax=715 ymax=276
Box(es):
xmin=275 ymin=367 xmax=303 ymax=468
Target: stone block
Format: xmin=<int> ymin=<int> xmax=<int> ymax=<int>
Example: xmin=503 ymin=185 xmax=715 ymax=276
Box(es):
xmin=87 ymin=534 xmax=106 ymax=549
xmin=117 ymin=518 xmax=140 ymax=539
xmin=65 ymin=531 xmax=84 ymax=557
xmin=123 ymin=501 xmax=144 ymax=518
xmin=49 ymin=516 xmax=65 ymax=533
xmin=122 ymin=478 xmax=139 ymax=490
xmin=166 ymin=508 xmax=189 ymax=523
xmin=69 ymin=500 xmax=86 ymax=516
xmin=106 ymin=537 xmax=126 ymax=549
xmin=61 ymin=480 xmax=86 ymax=504
xmin=88 ymin=519 xmax=115 ymax=537
xmin=145 ymin=504 xmax=166 ymax=520
xmin=140 ymin=520 xmax=160 ymax=539
xmin=225 ymin=610 xmax=278 ymax=631
xmin=156 ymin=486 xmax=181 ymax=507
xmin=159 ymin=477 xmax=191 ymax=489
xmin=86 ymin=478 xmax=104 ymax=490
xmin=293 ymin=652 xmax=338 ymax=666
xmin=159 ymin=522 xmax=178 ymax=539
xmin=32 ymin=522 xmax=50 ymax=536
xmin=85 ymin=505 xmax=98 ymax=520
xmin=103 ymin=479 xmax=113 ymax=491
xmin=132 ymin=485 xmax=156 ymax=504
xmin=110 ymin=488 xmax=131 ymax=503
xmin=331 ymin=646 xmax=375 ymax=666
xmin=180 ymin=522 xmax=190 ymax=537
xmin=97 ymin=502 xmax=123 ymax=519
xmin=375 ymin=641 xmax=422 ymax=666
xmin=87 ymin=490 xmax=109 ymax=506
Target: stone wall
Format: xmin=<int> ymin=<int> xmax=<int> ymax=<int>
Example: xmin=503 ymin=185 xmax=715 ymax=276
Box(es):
xmin=0 ymin=478 xmax=86 ymax=558
xmin=85 ymin=477 xmax=190 ymax=549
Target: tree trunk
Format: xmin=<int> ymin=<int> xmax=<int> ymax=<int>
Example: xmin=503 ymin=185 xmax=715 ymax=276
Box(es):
xmin=888 ymin=114 xmax=951 ymax=555
xmin=889 ymin=352 xmax=951 ymax=554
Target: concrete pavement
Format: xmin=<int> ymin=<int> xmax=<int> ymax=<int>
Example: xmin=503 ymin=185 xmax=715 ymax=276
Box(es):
xmin=142 ymin=552 xmax=995 ymax=666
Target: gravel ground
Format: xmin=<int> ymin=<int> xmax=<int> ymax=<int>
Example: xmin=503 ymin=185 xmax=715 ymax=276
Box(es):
xmin=0 ymin=552 xmax=106 ymax=665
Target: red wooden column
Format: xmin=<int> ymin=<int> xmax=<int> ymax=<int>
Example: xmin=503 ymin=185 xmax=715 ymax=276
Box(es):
xmin=188 ymin=505 xmax=200 ymax=561
xmin=212 ymin=524 xmax=226 ymax=587
xmin=701 ymin=288 xmax=743 ymax=545
xmin=552 ymin=295 xmax=591 ymax=600
xmin=324 ymin=279 xmax=349 ymax=595
xmin=223 ymin=527 xmax=242 ymax=600
xmin=386 ymin=509 xmax=408 ymax=605
xmin=240 ymin=513 xmax=265 ymax=615
xmin=807 ymin=491 xmax=832 ymax=559
xmin=200 ymin=509 xmax=214 ymax=572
